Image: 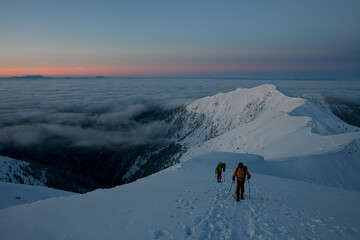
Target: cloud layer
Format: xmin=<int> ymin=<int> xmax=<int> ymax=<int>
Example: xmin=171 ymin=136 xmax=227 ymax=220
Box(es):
xmin=0 ymin=77 xmax=359 ymax=151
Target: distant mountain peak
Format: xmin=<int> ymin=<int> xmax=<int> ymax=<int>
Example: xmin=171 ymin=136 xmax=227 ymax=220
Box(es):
xmin=20 ymin=75 xmax=45 ymax=79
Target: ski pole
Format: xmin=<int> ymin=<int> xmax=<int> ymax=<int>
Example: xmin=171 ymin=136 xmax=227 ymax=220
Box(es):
xmin=228 ymin=181 xmax=234 ymax=195
xmin=248 ymin=179 xmax=251 ymax=200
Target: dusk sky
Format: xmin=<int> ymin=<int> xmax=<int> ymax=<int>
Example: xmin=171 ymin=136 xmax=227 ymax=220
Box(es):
xmin=1 ymin=0 xmax=360 ymax=77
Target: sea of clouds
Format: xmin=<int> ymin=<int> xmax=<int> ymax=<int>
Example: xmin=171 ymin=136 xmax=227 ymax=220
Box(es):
xmin=0 ymin=77 xmax=359 ymax=151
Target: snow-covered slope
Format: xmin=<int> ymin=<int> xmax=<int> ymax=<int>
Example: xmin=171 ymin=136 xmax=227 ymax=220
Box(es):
xmin=162 ymin=84 xmax=360 ymax=191
xmin=175 ymin=84 xmax=359 ymax=161
xmin=0 ymin=153 xmax=359 ymax=240
xmin=0 ymin=182 xmax=75 ymax=209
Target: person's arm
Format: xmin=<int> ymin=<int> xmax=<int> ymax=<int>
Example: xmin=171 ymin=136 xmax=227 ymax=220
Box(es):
xmin=246 ymin=169 xmax=251 ymax=179
xmin=232 ymin=168 xmax=237 ymax=181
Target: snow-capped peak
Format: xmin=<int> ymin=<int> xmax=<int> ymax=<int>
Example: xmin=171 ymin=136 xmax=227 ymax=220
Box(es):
xmin=185 ymin=84 xmax=303 ymax=132
xmin=172 ymin=84 xmax=359 ymax=161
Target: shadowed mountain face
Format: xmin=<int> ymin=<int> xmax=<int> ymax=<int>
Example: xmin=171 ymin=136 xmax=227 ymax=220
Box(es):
xmin=0 ymin=106 xmax=183 ymax=193
xmin=326 ymin=98 xmax=360 ymax=128
xmin=0 ymin=85 xmax=359 ymax=193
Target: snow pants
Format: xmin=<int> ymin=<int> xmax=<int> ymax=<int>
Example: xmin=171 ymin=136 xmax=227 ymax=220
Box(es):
xmin=236 ymin=179 xmax=245 ymax=198
xmin=217 ymin=171 xmax=222 ymax=182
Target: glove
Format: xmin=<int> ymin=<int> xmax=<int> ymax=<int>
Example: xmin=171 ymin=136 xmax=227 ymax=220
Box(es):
xmin=247 ymin=175 xmax=251 ymax=180
xmin=232 ymin=176 xmax=235 ymax=182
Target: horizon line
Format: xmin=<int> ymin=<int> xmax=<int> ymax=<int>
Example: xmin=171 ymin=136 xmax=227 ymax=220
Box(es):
xmin=1 ymin=74 xmax=358 ymax=81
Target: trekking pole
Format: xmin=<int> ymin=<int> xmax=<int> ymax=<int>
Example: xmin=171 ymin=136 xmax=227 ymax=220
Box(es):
xmin=227 ymin=181 xmax=234 ymax=195
xmin=248 ymin=179 xmax=251 ymax=200
xmin=213 ymin=172 xmax=216 ymax=182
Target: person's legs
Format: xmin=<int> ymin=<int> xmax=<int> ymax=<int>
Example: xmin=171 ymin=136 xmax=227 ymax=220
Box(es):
xmin=235 ymin=180 xmax=240 ymax=201
xmin=217 ymin=172 xmax=222 ymax=182
xmin=240 ymin=181 xmax=245 ymax=199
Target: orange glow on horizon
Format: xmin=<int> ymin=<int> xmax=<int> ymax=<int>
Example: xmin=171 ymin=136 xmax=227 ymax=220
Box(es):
xmin=0 ymin=62 xmax=357 ymax=77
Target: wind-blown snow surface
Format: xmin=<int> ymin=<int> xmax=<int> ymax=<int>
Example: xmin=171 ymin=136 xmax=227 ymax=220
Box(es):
xmin=0 ymin=153 xmax=359 ymax=240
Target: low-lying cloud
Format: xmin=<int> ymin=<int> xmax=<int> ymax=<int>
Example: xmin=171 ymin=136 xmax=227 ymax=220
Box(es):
xmin=0 ymin=103 xmax=172 ymax=150
xmin=0 ymin=77 xmax=359 ymax=152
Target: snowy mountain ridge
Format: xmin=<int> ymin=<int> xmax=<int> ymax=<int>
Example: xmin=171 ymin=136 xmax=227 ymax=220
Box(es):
xmin=177 ymin=84 xmax=296 ymax=146
xmin=171 ymin=84 xmax=359 ymax=162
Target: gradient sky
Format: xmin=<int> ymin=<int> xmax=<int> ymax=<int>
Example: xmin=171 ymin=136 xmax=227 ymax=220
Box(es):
xmin=1 ymin=0 xmax=360 ymax=77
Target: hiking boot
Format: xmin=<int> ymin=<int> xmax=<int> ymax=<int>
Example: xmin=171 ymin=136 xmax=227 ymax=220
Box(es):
xmin=236 ymin=195 xmax=240 ymax=201
xmin=241 ymin=196 xmax=244 ymax=200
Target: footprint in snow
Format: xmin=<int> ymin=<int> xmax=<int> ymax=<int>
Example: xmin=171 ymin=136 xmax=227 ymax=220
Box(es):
xmin=184 ymin=225 xmax=193 ymax=236
xmin=153 ymin=229 xmax=167 ymax=239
